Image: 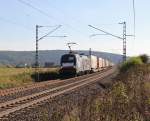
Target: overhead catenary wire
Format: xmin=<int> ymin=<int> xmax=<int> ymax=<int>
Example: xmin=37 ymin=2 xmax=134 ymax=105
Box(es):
xmin=35 ymin=25 xmax=65 ymax=81
xmin=88 ymin=24 xmax=129 ymax=62
xmin=17 ymin=0 xmax=56 ymax=22
xmin=0 ymin=16 xmax=32 ymax=31
xmin=17 ymin=0 xmax=88 ymax=38
xmin=46 ymin=0 xmax=90 ymax=27
xmin=89 ymin=34 xmax=109 ymax=38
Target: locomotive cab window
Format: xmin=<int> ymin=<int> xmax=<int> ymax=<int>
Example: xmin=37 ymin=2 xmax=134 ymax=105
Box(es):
xmin=61 ymin=54 xmax=76 ymax=65
xmin=68 ymin=57 xmax=74 ymax=61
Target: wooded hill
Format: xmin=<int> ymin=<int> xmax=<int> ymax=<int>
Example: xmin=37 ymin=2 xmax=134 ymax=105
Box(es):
xmin=0 ymin=50 xmax=123 ymax=67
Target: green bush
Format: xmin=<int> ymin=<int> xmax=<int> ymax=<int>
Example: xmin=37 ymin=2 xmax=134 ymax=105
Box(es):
xmin=120 ymin=57 xmax=143 ymax=72
xmin=139 ymin=54 xmax=149 ymax=64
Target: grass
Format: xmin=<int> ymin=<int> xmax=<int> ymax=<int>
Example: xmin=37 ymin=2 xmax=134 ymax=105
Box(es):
xmin=0 ymin=67 xmax=59 ymax=89
xmin=120 ymin=56 xmax=143 ymax=72
xmin=117 ymin=64 xmax=150 ymax=120
xmin=85 ymin=64 xmax=150 ymax=121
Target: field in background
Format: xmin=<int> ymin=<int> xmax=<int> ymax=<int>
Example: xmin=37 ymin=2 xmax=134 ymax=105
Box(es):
xmin=0 ymin=68 xmax=59 ymax=89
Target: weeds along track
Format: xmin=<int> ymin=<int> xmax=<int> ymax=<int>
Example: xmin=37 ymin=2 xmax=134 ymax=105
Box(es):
xmin=0 ymin=68 xmax=115 ymax=120
xmin=0 ymin=69 xmax=110 ymax=103
xmin=0 ymin=80 xmax=61 ymax=96
xmin=0 ymin=71 xmax=104 ymax=97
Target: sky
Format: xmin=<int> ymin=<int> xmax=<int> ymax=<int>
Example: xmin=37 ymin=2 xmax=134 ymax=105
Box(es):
xmin=0 ymin=0 xmax=149 ymax=56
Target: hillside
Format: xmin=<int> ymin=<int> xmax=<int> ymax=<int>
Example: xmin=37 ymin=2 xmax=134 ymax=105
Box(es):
xmin=0 ymin=50 xmax=123 ymax=67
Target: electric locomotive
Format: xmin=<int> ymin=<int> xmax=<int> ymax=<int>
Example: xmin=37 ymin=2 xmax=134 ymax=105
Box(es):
xmin=59 ymin=53 xmax=90 ymax=76
xmin=59 ymin=52 xmax=114 ymax=76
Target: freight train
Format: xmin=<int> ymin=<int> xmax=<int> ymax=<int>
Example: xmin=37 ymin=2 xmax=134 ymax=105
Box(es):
xmin=59 ymin=52 xmax=113 ymax=76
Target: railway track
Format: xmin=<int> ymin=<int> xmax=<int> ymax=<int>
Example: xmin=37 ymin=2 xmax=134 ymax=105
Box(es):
xmin=0 ymin=72 xmax=102 ymax=97
xmin=0 ymin=68 xmax=115 ymax=120
xmin=0 ymin=79 xmax=61 ymax=96
xmin=0 ymin=69 xmax=110 ymax=103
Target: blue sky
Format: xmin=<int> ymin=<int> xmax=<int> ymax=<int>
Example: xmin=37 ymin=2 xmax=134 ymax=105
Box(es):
xmin=0 ymin=0 xmax=149 ymax=56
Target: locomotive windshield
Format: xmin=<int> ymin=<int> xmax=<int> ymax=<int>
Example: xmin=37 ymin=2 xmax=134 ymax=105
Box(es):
xmin=61 ymin=54 xmax=76 ymax=65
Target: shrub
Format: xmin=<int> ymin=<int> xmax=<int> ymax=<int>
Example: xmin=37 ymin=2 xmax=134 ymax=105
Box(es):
xmin=31 ymin=71 xmax=60 ymax=82
xmin=120 ymin=57 xmax=143 ymax=72
xmin=139 ymin=54 xmax=149 ymax=64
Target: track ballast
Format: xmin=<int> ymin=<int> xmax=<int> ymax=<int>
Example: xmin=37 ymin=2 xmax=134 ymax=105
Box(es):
xmin=0 ymin=67 xmax=115 ymax=120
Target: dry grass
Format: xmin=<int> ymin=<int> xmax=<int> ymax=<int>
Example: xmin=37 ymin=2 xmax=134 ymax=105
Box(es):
xmin=0 ymin=67 xmax=58 ymax=89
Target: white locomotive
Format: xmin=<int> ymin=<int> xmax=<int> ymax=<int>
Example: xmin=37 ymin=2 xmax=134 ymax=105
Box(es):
xmin=59 ymin=52 xmax=113 ymax=76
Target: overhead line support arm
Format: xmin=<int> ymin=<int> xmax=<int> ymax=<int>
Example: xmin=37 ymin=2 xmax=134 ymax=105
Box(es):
xmin=88 ymin=25 xmax=123 ymax=40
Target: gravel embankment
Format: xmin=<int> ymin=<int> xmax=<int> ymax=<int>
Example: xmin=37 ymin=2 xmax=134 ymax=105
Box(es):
xmin=1 ymin=72 xmax=116 ymax=121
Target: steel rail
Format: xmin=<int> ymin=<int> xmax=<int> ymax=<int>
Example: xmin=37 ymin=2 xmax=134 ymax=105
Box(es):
xmin=0 ymin=69 xmax=108 ymax=98
xmin=0 ymin=68 xmax=115 ymax=119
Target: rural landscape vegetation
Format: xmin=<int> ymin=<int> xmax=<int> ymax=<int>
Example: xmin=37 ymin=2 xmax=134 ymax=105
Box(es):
xmin=0 ymin=0 xmax=150 ymax=121
xmin=0 ymin=53 xmax=150 ymax=121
